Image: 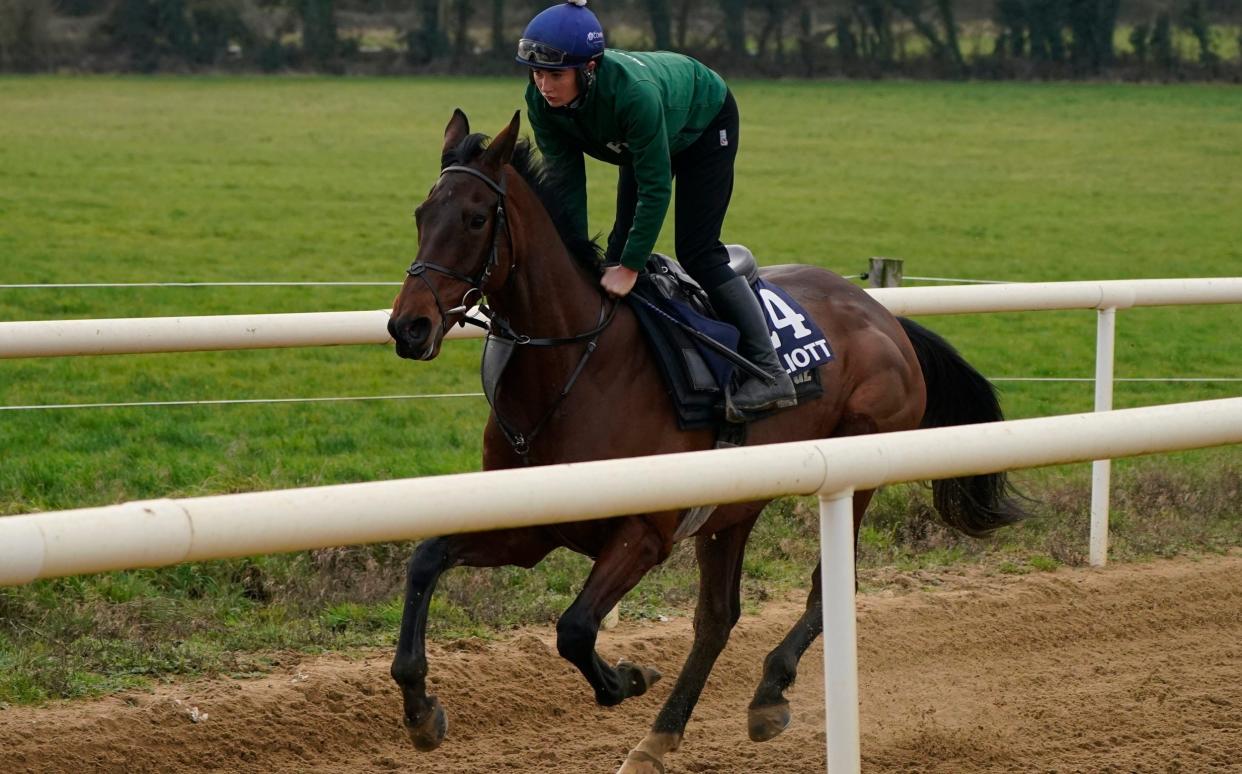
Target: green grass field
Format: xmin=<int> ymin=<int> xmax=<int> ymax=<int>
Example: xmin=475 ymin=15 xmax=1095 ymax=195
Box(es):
xmin=1 ymin=77 xmax=1239 ymax=703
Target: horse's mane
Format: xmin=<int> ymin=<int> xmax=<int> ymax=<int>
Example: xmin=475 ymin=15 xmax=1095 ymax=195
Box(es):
xmin=442 ymin=133 xmax=604 ymax=275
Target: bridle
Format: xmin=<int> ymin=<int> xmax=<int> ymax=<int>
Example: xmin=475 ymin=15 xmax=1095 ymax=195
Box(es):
xmin=405 ymin=164 xmax=512 ymax=336
xmin=403 ymin=162 xmax=618 ymax=463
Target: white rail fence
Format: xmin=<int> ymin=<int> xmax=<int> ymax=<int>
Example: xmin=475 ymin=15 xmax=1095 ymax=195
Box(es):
xmin=2 ymin=279 xmax=1240 ymax=772
xmin=869 ymin=278 xmax=1242 ymax=564
xmin=2 ymin=398 xmax=1241 ymax=773
xmin=5 ymin=278 xmax=1241 ymax=358
xmin=4 ymin=277 xmax=1240 ymax=566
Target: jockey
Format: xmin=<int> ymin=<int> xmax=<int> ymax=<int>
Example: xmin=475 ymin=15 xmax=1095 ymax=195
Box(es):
xmin=516 ymin=0 xmax=796 ymax=422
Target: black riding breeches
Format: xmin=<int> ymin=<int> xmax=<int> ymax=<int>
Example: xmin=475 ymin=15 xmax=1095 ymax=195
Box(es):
xmin=606 ymin=89 xmax=740 ymax=293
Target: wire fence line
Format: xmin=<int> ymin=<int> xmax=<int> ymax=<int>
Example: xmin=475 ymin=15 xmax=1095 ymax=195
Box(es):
xmin=6 ymin=279 xmax=880 ymax=289
xmin=3 ymin=379 xmax=1239 ymax=412
xmin=8 ymin=275 xmax=1011 ymax=290
xmin=1 ymin=276 xmax=1035 ymax=293
xmin=0 ymin=282 xmax=404 ymax=289
xmin=0 ymin=394 xmax=486 ymax=412
xmin=903 ymin=275 xmax=1014 ymax=284
xmin=2 ymin=274 xmax=870 ymax=290
xmin=989 ymin=378 xmax=1242 ymax=383
xmin=0 ymin=275 xmax=1051 ymax=290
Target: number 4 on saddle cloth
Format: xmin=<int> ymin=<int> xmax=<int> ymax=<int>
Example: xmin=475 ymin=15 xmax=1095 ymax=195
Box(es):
xmin=628 ymin=247 xmax=829 ymax=431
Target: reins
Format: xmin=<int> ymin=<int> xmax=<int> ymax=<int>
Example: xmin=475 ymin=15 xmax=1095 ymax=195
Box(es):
xmin=484 ymin=297 xmax=618 ymax=462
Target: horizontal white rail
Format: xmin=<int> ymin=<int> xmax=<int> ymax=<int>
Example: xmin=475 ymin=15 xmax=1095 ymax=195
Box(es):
xmin=3 ymin=397 xmax=1239 ymax=587
xmin=4 ymin=398 xmax=1239 ymax=774
xmin=2 ymin=278 xmax=1240 ymax=358
xmin=0 ymin=309 xmax=484 ymax=359
xmin=0 ymin=282 xmax=403 ymax=289
xmin=0 ymin=309 xmax=391 ymax=358
xmin=865 ymin=277 xmax=1242 ymax=315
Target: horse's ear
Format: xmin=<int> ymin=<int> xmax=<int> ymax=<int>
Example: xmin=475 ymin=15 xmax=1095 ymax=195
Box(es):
xmin=442 ymin=109 xmax=470 ymax=158
xmin=481 ymin=110 xmax=521 ymax=172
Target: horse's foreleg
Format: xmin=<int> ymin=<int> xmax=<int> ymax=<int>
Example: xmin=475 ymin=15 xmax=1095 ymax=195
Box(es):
xmin=391 ymin=531 xmax=552 ymax=752
xmin=556 ymin=518 xmax=667 ymax=709
xmin=747 ymin=489 xmax=874 ymax=742
xmin=390 ymin=537 xmax=456 ymax=751
xmin=390 ymin=536 xmax=466 ymax=751
xmin=619 ymin=513 xmax=759 ymax=774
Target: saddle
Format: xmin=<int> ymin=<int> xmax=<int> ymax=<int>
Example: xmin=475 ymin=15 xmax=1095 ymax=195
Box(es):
xmin=627 ymin=246 xmax=827 ymax=432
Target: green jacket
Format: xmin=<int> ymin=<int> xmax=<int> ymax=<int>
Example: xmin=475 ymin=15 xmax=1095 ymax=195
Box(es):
xmin=525 ymin=50 xmax=727 ymax=271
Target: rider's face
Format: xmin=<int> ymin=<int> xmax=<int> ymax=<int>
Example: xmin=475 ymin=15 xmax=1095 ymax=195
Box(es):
xmin=532 ymin=67 xmax=580 ymax=108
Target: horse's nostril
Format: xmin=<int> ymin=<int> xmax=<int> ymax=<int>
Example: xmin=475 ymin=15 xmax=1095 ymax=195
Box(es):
xmin=409 ymin=317 xmax=432 ymax=345
xmin=390 ymin=316 xmax=436 ymax=359
xmin=390 ymin=316 xmax=431 ymax=344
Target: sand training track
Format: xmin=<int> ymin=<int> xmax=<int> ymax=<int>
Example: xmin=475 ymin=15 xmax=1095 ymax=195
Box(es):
xmin=2 ymin=552 xmax=1239 ymax=773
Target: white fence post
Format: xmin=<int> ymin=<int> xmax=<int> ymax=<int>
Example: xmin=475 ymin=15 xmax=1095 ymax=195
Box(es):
xmin=601 ymin=604 xmax=621 ymax=630
xmin=819 ymin=489 xmax=861 ymax=774
xmin=1090 ymin=307 xmax=1117 ymax=567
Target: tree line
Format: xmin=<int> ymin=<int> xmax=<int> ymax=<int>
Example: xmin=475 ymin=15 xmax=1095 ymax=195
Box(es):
xmin=2 ymin=0 xmax=1239 ymax=78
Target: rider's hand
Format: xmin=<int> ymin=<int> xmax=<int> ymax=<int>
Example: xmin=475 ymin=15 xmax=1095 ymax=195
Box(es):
xmin=600 ymin=265 xmax=639 ymax=298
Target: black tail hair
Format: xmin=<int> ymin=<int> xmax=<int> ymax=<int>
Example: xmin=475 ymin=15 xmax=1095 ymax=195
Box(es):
xmin=899 ymin=317 xmax=1028 ymax=537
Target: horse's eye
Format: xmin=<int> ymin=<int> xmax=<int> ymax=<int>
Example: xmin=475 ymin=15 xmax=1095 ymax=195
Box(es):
xmin=469 ymin=214 xmax=488 ymax=230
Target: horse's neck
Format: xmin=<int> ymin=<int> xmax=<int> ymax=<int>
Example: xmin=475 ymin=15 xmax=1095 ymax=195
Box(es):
xmin=488 ymin=179 xmax=603 ymax=341
xmin=484 ymin=176 xmax=614 ymax=432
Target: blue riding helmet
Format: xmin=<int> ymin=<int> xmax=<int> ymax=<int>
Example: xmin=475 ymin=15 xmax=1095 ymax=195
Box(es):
xmin=516 ymin=1 xmax=605 ymax=69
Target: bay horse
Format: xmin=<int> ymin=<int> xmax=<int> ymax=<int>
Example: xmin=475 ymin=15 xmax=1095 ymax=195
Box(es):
xmin=387 ymin=109 xmax=1023 ymax=773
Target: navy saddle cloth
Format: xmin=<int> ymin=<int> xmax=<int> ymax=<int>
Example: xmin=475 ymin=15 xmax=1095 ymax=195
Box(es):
xmin=627 ymin=247 xmax=829 ymax=430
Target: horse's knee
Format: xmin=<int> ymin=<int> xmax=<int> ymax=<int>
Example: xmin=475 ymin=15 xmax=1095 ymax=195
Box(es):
xmin=556 ymin=613 xmax=596 ymax=662
xmin=691 ymin=616 xmax=735 ymax=653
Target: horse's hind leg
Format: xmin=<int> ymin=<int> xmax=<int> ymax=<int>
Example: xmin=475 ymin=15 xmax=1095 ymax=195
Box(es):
xmin=747 ymin=489 xmax=874 ymax=742
xmin=618 ymin=511 xmax=760 ymax=774
xmin=391 ymin=530 xmax=552 ymax=751
xmin=556 ymin=518 xmax=668 ymax=709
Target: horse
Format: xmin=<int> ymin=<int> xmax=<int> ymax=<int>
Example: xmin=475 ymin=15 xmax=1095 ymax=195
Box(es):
xmin=386 ymin=109 xmax=1024 ymax=773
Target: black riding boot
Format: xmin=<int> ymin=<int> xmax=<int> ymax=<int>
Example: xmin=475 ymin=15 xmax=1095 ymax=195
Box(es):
xmin=708 ymin=276 xmax=798 ymax=423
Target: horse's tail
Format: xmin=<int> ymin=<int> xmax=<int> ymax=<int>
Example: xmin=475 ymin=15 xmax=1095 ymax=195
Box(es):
xmin=898 ymin=317 xmax=1028 ymax=537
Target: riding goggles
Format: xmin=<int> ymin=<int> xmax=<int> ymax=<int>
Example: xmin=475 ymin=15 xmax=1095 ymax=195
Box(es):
xmin=517 ymin=39 xmax=572 ymax=67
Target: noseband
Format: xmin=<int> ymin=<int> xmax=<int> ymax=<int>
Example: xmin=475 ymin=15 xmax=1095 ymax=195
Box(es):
xmin=406 ymin=164 xmax=512 ymax=333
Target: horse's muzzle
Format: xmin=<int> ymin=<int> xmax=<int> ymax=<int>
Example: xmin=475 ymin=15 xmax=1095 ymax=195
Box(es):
xmin=388 ymin=315 xmax=436 ymax=360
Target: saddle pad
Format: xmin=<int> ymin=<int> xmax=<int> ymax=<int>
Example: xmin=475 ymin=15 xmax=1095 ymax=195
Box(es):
xmin=753 ymin=278 xmax=834 ymax=376
xmin=629 ymin=293 xmax=726 ymax=430
xmin=629 ymin=272 xmax=826 ymax=430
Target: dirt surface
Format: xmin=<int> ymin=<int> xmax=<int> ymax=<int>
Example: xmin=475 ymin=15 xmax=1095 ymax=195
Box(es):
xmin=2 ymin=553 xmax=1240 ymax=773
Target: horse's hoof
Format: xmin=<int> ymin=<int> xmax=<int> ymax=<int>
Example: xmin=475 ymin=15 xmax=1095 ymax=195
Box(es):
xmin=404 ymin=696 xmax=448 ymax=751
xmin=617 ymin=659 xmax=662 ymax=697
xmin=616 ymin=749 xmax=666 ymax=774
xmin=748 ymin=700 xmax=791 ymax=742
